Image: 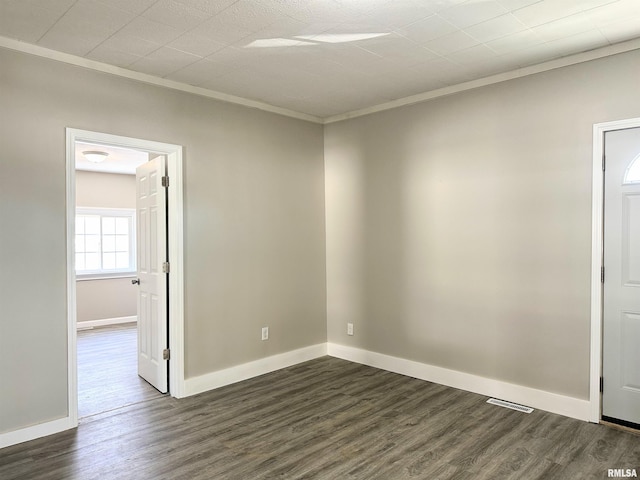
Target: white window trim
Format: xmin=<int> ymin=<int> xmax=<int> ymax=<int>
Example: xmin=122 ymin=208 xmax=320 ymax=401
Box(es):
xmin=75 ymin=206 xmax=136 ymax=278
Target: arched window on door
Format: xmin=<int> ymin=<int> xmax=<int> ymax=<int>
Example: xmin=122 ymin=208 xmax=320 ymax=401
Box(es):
xmin=623 ymin=153 xmax=640 ymax=184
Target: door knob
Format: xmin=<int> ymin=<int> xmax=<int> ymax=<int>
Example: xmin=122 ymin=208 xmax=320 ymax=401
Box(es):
xmin=131 ymin=278 xmax=140 ymax=285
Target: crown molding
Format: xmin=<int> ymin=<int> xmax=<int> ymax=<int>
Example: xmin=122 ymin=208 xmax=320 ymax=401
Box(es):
xmin=2 ymin=35 xmax=640 ymax=126
xmin=323 ymin=37 xmax=640 ymax=124
xmin=0 ymin=36 xmax=323 ymax=125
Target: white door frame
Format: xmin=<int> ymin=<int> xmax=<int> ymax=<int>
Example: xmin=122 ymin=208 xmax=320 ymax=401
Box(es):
xmin=66 ymin=128 xmax=185 ymax=427
xmin=590 ymin=117 xmax=640 ymax=423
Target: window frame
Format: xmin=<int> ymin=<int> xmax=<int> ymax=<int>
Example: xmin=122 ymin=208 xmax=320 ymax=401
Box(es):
xmin=75 ymin=207 xmax=137 ymax=280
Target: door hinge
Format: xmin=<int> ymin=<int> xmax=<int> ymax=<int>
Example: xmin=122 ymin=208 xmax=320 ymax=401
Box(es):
xmin=163 ymin=348 xmax=170 ymax=361
xmin=163 ymin=261 xmax=170 ymax=273
xmin=602 ymin=154 xmax=606 ymax=172
xmin=600 ymin=376 xmax=603 ymax=393
xmin=601 ymin=266 xmax=605 ymax=283
xmin=161 ymin=176 xmax=169 ymax=187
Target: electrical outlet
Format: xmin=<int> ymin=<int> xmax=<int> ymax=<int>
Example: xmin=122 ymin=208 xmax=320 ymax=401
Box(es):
xmin=262 ymin=327 xmax=269 ymax=341
xmin=347 ymin=323 xmax=354 ymax=336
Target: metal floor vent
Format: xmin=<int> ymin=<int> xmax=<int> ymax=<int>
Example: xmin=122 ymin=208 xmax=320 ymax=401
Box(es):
xmin=487 ymin=398 xmax=534 ymax=414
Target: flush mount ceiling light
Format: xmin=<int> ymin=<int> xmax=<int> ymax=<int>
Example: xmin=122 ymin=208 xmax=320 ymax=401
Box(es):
xmin=294 ymin=33 xmax=390 ymax=44
xmin=244 ymin=32 xmax=390 ymax=48
xmin=82 ymin=150 xmax=109 ymax=163
xmin=245 ymin=38 xmax=317 ymax=48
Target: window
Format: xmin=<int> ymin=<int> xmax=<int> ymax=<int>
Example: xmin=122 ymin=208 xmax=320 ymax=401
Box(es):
xmin=623 ymin=154 xmax=640 ymax=185
xmin=75 ymin=208 xmax=136 ymax=278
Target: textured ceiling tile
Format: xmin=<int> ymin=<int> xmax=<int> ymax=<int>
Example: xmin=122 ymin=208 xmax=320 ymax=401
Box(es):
xmin=538 ymin=28 xmax=610 ymax=56
xmin=496 ymin=0 xmax=545 ymax=11
xmin=25 ymin=0 xmax=76 ymax=15
xmin=118 ymin=16 xmax=183 ymax=44
xmin=356 ymin=1 xmax=434 ymax=29
xmin=164 ymin=58 xmax=226 ymax=85
xmin=512 ymin=1 xmax=585 ymax=27
xmin=191 ymin=16 xmax=254 ymax=44
xmin=95 ymin=0 xmax=159 ymax=15
xmin=485 ymin=29 xmax=545 ymax=54
xmin=169 ymin=32 xmax=226 ymax=57
xmin=86 ymin=47 xmax=142 ymax=67
xmin=129 ymin=46 xmax=201 ymax=76
xmin=531 ymin=12 xmax=598 ymax=41
xmin=95 ymin=32 xmax=161 ymax=57
xmin=583 ymin=0 xmax=640 ymax=26
xmin=438 ymin=0 xmax=508 ymax=29
xmin=423 ymin=29 xmax=479 ymax=55
xmin=599 ymin=17 xmax=640 ymax=43
xmin=38 ymin=21 xmax=113 ymax=56
xmin=395 ymin=14 xmax=458 ymax=44
xmin=427 ymin=0 xmax=470 ymax=14
xmin=0 ymin=1 xmax=60 ymax=43
xmin=357 ymin=34 xmax=438 ymax=63
xmin=173 ymin=0 xmax=239 ymax=17
xmin=211 ymin=0 xmax=285 ymax=32
xmin=269 ymin=0 xmax=355 ymax=23
xmin=464 ymin=13 xmax=527 ymax=42
xmin=60 ymin=0 xmax=137 ymax=33
xmin=446 ymin=44 xmax=499 ymax=66
xmin=410 ymin=56 xmax=475 ymax=84
xmin=142 ymin=0 xmax=211 ymax=31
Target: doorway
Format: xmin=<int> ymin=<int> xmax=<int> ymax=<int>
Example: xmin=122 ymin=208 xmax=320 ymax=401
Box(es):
xmin=66 ymin=129 xmax=185 ymax=427
xmin=590 ymin=117 xmax=640 ymax=426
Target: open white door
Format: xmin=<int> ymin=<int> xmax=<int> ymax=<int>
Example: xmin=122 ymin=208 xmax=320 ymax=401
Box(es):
xmin=602 ymin=127 xmax=640 ymax=426
xmin=135 ymin=155 xmax=168 ymax=393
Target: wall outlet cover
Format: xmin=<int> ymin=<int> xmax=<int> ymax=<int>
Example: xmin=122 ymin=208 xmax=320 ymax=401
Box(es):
xmin=262 ymin=327 xmax=269 ymax=341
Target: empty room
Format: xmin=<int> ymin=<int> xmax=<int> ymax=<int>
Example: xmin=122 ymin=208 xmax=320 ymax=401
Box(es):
xmin=1 ymin=0 xmax=640 ymax=478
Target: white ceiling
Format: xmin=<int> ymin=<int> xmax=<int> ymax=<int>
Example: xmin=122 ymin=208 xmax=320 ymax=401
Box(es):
xmin=2 ymin=0 xmax=640 ymax=119
xmin=76 ymin=141 xmax=148 ymax=174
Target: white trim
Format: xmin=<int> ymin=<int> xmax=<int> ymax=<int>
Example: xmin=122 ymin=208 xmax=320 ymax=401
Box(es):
xmin=590 ymin=117 xmax=640 ymax=423
xmin=0 ymin=36 xmax=322 ymax=125
xmin=327 ymin=343 xmax=591 ymax=421
xmin=167 ymin=147 xmax=186 ymax=398
xmin=77 ymin=315 xmax=137 ymax=329
xmin=324 ymin=38 xmax=640 ymax=124
xmin=0 ymin=417 xmax=76 ymax=449
xmin=65 ymin=130 xmax=78 ymax=433
xmin=184 ymin=344 xmax=327 ymax=397
xmin=2 ymin=36 xmax=639 ymax=126
xmin=65 ymin=129 xmax=186 ymax=424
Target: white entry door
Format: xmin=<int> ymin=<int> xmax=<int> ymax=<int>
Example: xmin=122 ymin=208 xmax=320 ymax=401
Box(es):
xmin=135 ymin=155 xmax=168 ymax=393
xmin=603 ymin=127 xmax=640 ymax=426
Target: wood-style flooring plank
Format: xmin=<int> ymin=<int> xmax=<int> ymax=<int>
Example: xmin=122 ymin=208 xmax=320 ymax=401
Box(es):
xmin=2 ymin=348 xmax=639 ymax=479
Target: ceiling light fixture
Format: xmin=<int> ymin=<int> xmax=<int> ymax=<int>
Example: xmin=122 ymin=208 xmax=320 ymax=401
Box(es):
xmin=245 ymin=38 xmax=316 ymax=48
xmin=294 ymin=33 xmax=390 ymax=44
xmin=244 ymin=32 xmax=390 ymax=48
xmin=82 ymin=151 xmax=109 ymax=163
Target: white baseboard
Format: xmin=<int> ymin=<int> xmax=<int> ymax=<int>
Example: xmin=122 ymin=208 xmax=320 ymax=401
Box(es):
xmin=77 ymin=315 xmax=137 ymax=329
xmin=184 ymin=343 xmax=328 ymax=397
xmin=0 ymin=416 xmax=76 ymax=449
xmin=327 ymin=343 xmax=591 ymax=422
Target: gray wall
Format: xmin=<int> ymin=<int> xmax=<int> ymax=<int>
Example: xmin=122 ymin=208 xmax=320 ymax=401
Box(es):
xmin=0 ymin=48 xmax=326 ymax=434
xmin=324 ymin=49 xmax=640 ymax=400
xmin=76 ymin=171 xmax=137 ymax=323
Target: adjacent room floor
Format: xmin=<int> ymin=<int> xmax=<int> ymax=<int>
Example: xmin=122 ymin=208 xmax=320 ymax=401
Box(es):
xmin=1 ymin=356 xmax=638 ymax=479
xmin=77 ymin=323 xmax=160 ymax=418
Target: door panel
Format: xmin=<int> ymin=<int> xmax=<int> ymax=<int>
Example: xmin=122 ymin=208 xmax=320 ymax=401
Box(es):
xmin=135 ymin=155 xmax=168 ymax=393
xmin=622 ymin=193 xmax=640 ymax=285
xmin=603 ymin=127 xmax=640 ymax=425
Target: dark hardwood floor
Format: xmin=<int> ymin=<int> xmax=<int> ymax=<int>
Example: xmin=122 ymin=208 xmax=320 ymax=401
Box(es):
xmin=1 ymin=350 xmax=639 ymax=479
xmin=77 ymin=323 xmax=160 ymax=418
